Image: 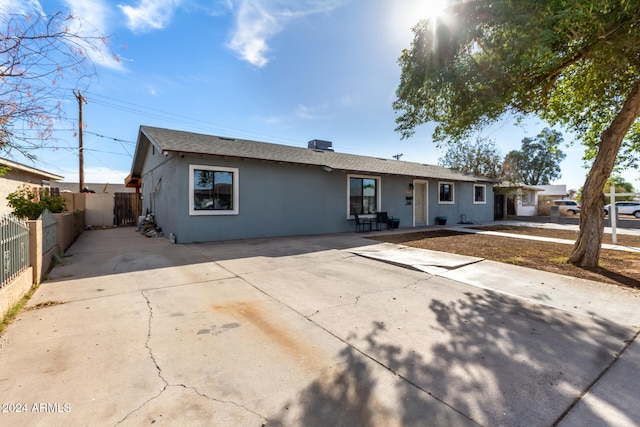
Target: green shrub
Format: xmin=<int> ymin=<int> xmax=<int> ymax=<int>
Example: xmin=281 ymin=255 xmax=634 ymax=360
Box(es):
xmin=7 ymin=185 xmax=66 ymax=220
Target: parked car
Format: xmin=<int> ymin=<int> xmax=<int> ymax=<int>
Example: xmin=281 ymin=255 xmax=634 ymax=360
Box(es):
xmin=553 ymin=199 xmax=581 ymax=215
xmin=604 ymin=201 xmax=640 ymax=218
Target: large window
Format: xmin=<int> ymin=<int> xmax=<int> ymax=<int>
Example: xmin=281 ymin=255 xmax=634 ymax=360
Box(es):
xmin=438 ymin=181 xmax=455 ymax=204
xmin=348 ymin=175 xmax=380 ymax=216
xmin=189 ymin=165 xmax=239 ymax=215
xmin=473 ymin=184 xmax=486 ymax=204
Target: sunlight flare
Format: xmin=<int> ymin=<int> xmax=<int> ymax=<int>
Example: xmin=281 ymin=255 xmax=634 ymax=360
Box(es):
xmin=420 ymin=0 xmax=449 ymax=22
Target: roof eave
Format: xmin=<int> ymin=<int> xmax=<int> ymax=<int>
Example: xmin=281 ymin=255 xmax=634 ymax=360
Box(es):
xmin=130 ymin=126 xmax=165 ymax=177
xmin=0 ymin=158 xmax=64 ymax=181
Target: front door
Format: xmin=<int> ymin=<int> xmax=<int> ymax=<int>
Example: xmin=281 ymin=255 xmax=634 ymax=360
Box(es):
xmin=494 ymin=194 xmax=505 ymax=220
xmin=414 ymin=181 xmax=428 ymax=226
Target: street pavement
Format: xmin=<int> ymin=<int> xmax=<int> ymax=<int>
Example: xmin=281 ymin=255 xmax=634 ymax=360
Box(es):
xmin=0 ymin=225 xmax=639 ymax=426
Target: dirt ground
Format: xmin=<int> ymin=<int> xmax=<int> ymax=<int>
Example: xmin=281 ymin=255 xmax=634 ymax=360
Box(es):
xmin=373 ymin=225 xmax=640 ymax=289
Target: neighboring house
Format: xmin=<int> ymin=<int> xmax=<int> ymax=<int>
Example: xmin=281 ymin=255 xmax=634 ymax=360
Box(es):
xmin=495 ymin=183 xmax=542 ymax=216
xmin=0 ymin=158 xmax=63 ymax=215
xmin=536 ymin=184 xmax=569 ymax=215
xmin=127 ymin=126 xmax=496 ymax=243
xmin=55 ymin=182 xmax=135 ymax=194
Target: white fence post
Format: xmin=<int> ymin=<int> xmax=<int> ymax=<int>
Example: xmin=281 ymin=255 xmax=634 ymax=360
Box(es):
xmin=605 ymin=188 xmax=640 ymax=245
xmin=610 ymin=186 xmax=617 ymax=245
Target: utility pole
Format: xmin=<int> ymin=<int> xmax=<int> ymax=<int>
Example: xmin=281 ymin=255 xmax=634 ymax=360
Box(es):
xmin=393 ymin=153 xmax=403 ymax=160
xmin=74 ymin=90 xmax=87 ymax=193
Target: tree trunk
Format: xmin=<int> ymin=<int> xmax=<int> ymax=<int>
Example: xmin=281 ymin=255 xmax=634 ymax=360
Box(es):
xmin=569 ymin=80 xmax=640 ymax=267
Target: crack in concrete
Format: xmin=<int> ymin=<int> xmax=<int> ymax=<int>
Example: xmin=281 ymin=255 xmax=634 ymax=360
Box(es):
xmin=114 ymin=291 xmax=267 ymax=426
xmin=114 ymin=291 xmax=168 ymax=425
xmin=141 ymin=291 xmax=168 ymax=386
xmin=306 ymin=277 xmax=432 ymax=319
xmin=187 ymin=384 xmax=268 ymax=422
xmin=24 ymin=300 xmax=66 ymax=310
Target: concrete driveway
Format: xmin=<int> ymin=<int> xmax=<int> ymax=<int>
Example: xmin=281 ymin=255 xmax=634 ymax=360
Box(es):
xmin=0 ymin=227 xmax=639 ymax=426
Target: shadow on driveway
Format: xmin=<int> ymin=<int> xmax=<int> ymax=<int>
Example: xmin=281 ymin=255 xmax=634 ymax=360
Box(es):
xmin=270 ymin=288 xmax=634 ymax=426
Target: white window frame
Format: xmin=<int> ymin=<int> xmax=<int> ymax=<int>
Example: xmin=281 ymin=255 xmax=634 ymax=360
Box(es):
xmin=347 ymin=174 xmax=381 ymax=218
xmin=521 ymin=189 xmax=536 ymax=206
xmin=473 ymin=184 xmax=487 ymax=204
xmin=189 ymin=164 xmax=239 ymax=216
xmin=438 ymin=181 xmax=455 ymax=204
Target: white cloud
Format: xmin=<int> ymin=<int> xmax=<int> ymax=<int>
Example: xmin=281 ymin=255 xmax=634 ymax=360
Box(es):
xmin=2 ymin=0 xmax=344 ymax=69
xmin=340 ymin=95 xmax=363 ymax=107
xmin=0 ymin=0 xmax=43 ymax=15
xmin=296 ymin=103 xmax=332 ymax=120
xmin=64 ymin=0 xmax=123 ymax=70
xmin=59 ymin=166 xmax=129 ymax=184
xmin=118 ymin=0 xmax=182 ymax=32
xmin=0 ymin=0 xmax=122 ymax=70
xmin=228 ymin=0 xmax=343 ymax=67
xmin=64 ymin=0 xmax=109 ymax=34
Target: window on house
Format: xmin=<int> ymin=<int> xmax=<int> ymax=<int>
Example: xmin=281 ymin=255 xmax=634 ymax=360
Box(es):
xmin=473 ymin=184 xmax=486 ymax=204
xmin=439 ymin=182 xmax=454 ymax=204
xmin=348 ymin=175 xmax=380 ymax=216
xmin=522 ymin=190 xmax=536 ymax=206
xmin=189 ymin=165 xmax=239 ymax=215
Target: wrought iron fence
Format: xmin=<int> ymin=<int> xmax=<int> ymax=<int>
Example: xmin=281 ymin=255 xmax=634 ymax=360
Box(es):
xmin=0 ymin=214 xmax=30 ymax=288
xmin=40 ymin=209 xmax=57 ymax=254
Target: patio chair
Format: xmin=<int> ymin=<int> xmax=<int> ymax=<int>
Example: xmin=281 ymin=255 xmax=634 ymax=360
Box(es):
xmin=353 ymin=213 xmax=372 ymax=232
xmin=375 ymin=212 xmax=390 ymax=231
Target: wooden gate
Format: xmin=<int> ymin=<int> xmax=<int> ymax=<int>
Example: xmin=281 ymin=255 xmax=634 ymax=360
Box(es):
xmin=114 ymin=193 xmax=141 ymax=226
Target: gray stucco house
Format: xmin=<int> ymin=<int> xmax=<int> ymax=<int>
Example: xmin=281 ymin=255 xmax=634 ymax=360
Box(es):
xmin=127 ymin=126 xmax=495 ymax=243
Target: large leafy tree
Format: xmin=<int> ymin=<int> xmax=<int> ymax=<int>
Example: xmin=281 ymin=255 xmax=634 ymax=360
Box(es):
xmin=394 ymin=0 xmax=640 ymax=267
xmin=0 ymin=4 xmax=113 ymax=159
xmin=502 ymin=128 xmax=566 ymax=185
xmin=438 ymin=137 xmax=502 ymax=179
xmin=577 ymin=176 xmax=637 ymax=203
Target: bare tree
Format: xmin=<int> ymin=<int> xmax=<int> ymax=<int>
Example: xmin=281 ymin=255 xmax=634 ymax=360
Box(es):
xmin=0 ymin=6 xmax=115 ymax=159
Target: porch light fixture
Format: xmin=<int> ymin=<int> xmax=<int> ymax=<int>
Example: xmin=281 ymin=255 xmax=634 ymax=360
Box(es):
xmin=322 ymin=166 xmax=333 ymax=172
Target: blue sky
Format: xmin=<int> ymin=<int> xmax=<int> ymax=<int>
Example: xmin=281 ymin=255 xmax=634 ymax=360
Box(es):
xmin=4 ymin=0 xmax=639 ymax=192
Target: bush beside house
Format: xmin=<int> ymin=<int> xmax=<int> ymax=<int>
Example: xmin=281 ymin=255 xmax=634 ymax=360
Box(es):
xmin=7 ymin=185 xmax=66 ymax=220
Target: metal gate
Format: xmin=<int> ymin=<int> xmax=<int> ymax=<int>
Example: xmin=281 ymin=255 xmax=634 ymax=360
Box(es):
xmin=114 ymin=193 xmax=141 ymax=226
xmin=0 ymin=214 xmax=29 ymax=288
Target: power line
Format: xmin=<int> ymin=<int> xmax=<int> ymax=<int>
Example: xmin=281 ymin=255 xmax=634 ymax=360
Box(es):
xmin=84 ymin=91 xmax=308 ymax=147
xmin=84 ymin=148 xmax=132 ymax=156
xmin=37 ymin=147 xmax=132 ymax=157
xmin=83 ymin=130 xmax=135 ymax=145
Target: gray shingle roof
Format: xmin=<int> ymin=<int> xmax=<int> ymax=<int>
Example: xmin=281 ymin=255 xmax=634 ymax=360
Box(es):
xmin=134 ymin=126 xmax=492 ymax=183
